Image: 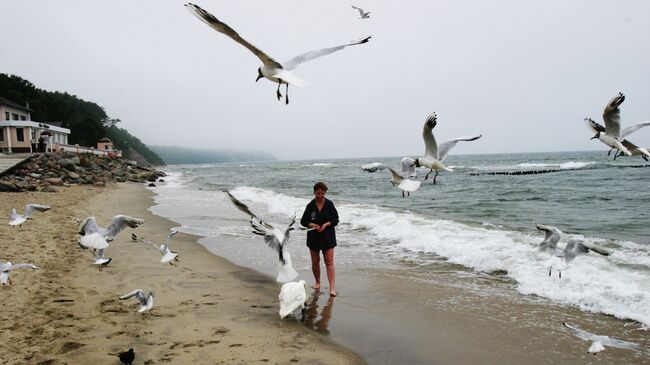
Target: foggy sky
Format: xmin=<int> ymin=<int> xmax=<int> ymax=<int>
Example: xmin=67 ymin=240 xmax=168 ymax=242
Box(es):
xmin=1 ymin=1 xmax=649 ymax=160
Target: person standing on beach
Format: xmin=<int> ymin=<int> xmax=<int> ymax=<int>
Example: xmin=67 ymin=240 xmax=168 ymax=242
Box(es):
xmin=300 ymin=182 xmax=339 ymax=296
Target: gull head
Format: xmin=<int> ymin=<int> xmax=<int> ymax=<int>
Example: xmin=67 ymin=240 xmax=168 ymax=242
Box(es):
xmin=413 ymin=159 xmax=421 ymax=168
xmin=256 ymin=68 xmax=263 ymax=82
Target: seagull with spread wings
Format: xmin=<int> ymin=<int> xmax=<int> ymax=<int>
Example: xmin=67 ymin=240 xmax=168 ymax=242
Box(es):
xmin=0 ymin=261 xmax=39 ymax=285
xmin=537 ymin=225 xmax=610 ymax=278
xmin=387 ymin=167 xmax=421 ymax=197
xmin=585 ymin=92 xmax=650 ymax=160
xmin=563 ymin=322 xmax=639 ymax=354
xmin=120 ymin=288 xmax=154 ymax=313
xmin=351 ymin=5 xmax=371 ymax=19
xmin=131 ymin=229 xmax=180 ymax=265
xmin=8 ymin=204 xmax=50 ymax=226
xmin=225 ymin=190 xmax=304 ymax=283
xmin=78 ymin=215 xmax=145 ymax=250
xmin=535 ymin=224 xmax=562 ymax=253
xmin=185 ymin=3 xmax=371 ymax=104
xmin=414 ymin=112 xmax=482 ymax=184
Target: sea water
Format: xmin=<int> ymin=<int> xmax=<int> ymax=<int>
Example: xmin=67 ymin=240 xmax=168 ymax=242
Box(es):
xmin=149 ymin=151 xmax=650 ymax=328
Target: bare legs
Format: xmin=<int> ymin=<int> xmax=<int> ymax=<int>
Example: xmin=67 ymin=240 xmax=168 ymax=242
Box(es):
xmin=309 ymin=248 xmax=336 ymax=296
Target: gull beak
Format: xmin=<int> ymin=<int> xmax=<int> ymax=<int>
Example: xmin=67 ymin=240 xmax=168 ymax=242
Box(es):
xmin=256 ymin=74 xmax=263 ymax=82
xmin=590 ymin=135 xmax=598 ymax=140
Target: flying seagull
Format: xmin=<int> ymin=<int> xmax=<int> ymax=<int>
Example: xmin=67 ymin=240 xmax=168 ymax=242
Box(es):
xmin=585 ymin=117 xmax=650 ymax=161
xmin=563 ymin=322 xmax=639 ymax=354
xmin=535 ymin=224 xmax=562 ymax=253
xmin=90 ymin=249 xmax=112 ymax=271
xmin=120 ymin=288 xmax=154 ymax=313
xmin=414 ymin=112 xmax=482 ymax=184
xmin=351 ymin=5 xmax=371 ymax=19
xmin=279 ymin=280 xmax=309 ymax=319
xmin=585 ymin=92 xmax=650 ymax=160
xmin=185 ymin=3 xmax=371 ymax=104
xmin=225 ymin=190 xmax=303 ymax=283
xmin=9 ymin=204 xmax=50 ymax=226
xmin=0 ymin=261 xmax=39 ymax=285
xmin=78 ymin=215 xmax=145 ymax=250
xmin=387 ymin=167 xmax=421 ymax=197
xmin=547 ymin=238 xmax=610 ymax=278
xmin=131 ymin=229 xmax=180 ymax=265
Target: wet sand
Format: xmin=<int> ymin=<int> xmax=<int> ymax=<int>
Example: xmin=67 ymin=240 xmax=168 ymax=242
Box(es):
xmin=0 ymin=183 xmax=364 ymax=364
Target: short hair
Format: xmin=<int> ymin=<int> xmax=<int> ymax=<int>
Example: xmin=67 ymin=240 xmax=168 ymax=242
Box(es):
xmin=313 ymin=181 xmax=328 ymax=192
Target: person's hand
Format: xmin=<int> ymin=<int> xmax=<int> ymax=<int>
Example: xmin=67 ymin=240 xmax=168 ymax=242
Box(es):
xmin=310 ymin=223 xmax=321 ymax=231
xmin=318 ymin=222 xmax=330 ymax=232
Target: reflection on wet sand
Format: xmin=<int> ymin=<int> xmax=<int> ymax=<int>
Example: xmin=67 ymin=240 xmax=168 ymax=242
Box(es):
xmin=303 ymin=290 xmax=335 ymax=335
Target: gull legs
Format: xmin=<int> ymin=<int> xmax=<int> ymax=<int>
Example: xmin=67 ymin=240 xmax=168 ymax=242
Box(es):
xmin=276 ymin=81 xmax=282 ymax=101
xmin=285 ymin=83 xmax=289 ymax=105
xmin=276 ymin=81 xmax=290 ymax=104
xmin=424 ymin=169 xmax=439 ymax=184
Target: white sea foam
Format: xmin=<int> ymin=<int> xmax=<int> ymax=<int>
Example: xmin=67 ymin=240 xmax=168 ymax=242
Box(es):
xmin=221 ymin=186 xmax=650 ymax=326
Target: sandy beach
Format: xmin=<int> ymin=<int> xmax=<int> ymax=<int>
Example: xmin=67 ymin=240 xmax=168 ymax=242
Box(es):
xmin=0 ymin=183 xmax=364 ymax=364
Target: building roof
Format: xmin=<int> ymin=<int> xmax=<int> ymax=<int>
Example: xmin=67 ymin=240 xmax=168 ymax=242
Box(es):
xmin=0 ymin=96 xmax=33 ymax=112
xmin=43 ymin=121 xmax=63 ymax=127
xmin=98 ymin=137 xmax=112 ymax=143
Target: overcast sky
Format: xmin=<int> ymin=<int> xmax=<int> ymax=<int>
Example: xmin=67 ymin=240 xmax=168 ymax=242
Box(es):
xmin=1 ymin=1 xmax=649 ymax=160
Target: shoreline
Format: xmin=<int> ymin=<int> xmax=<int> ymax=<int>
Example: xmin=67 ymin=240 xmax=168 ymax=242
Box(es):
xmin=0 ymin=183 xmax=364 ymax=364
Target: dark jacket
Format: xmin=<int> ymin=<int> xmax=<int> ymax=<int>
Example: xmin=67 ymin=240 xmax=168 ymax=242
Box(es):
xmin=300 ymin=198 xmax=339 ymax=250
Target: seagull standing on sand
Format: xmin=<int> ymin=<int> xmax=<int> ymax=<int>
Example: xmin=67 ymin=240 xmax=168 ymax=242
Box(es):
xmin=185 ymin=3 xmax=371 ymax=104
xmin=78 ymin=215 xmax=145 ymax=250
xmin=585 ymin=92 xmax=650 ymax=160
xmin=351 ymin=5 xmax=371 ymax=19
xmin=387 ymin=167 xmax=421 ymax=198
xmin=120 ymin=289 xmax=154 ymax=313
xmin=131 ymin=229 xmax=180 ymax=265
xmin=563 ymin=322 xmax=639 ymax=354
xmin=279 ymin=280 xmax=309 ymax=319
xmin=414 ymin=112 xmax=482 ymax=184
xmin=225 ymin=190 xmax=302 ymax=283
xmin=0 ymin=261 xmax=39 ymax=285
xmin=8 ymin=204 xmax=50 ymax=226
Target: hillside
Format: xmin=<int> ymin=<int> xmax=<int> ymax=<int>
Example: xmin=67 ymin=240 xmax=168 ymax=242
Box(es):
xmin=0 ymin=73 xmax=164 ymax=166
xmin=148 ymin=145 xmax=276 ymax=165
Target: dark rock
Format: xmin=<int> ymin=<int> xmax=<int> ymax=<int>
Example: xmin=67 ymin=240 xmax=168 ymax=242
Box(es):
xmin=68 ymin=172 xmax=80 ymax=179
xmin=57 ymin=158 xmax=76 ymax=171
xmin=158 ymin=179 xmax=165 ymax=182
xmin=148 ymin=183 xmax=156 ymax=187
xmin=45 ymin=178 xmax=63 ymax=186
xmin=0 ymin=182 xmax=19 ymax=192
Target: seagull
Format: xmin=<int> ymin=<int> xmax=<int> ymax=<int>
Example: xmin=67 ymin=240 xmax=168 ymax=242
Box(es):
xmin=0 ymin=261 xmax=39 ymax=285
xmin=131 ymin=229 xmax=180 ymax=265
xmin=585 ymin=92 xmax=650 ymax=160
xmin=185 ymin=3 xmax=371 ymax=104
xmin=563 ymin=322 xmax=639 ymax=354
xmin=401 ymin=157 xmax=417 ymax=178
xmin=414 ymin=112 xmax=482 ymax=184
xmin=78 ymin=215 xmax=145 ymax=249
xmin=120 ymin=288 xmax=154 ymax=313
xmin=351 ymin=5 xmax=371 ymax=19
xmin=585 ymin=117 xmax=650 ymax=161
xmin=90 ymin=249 xmax=112 ymax=271
xmin=387 ymin=167 xmax=421 ymax=197
xmin=9 ymin=204 xmax=50 ymax=226
xmin=118 ymin=348 xmax=135 ymax=365
xmin=535 ymin=224 xmax=562 ymax=253
xmin=279 ymin=280 xmax=309 ymax=319
xmin=225 ymin=190 xmax=303 ymax=283
xmin=547 ymin=238 xmax=610 ymax=278
xmin=360 ymin=162 xmax=386 ymax=172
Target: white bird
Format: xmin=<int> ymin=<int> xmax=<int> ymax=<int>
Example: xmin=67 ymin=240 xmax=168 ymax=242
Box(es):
xmin=535 ymin=224 xmax=562 ymax=253
xmin=132 ymin=229 xmax=180 ymax=265
xmin=585 ymin=92 xmax=650 ymax=160
xmin=387 ymin=167 xmax=421 ymax=198
xmin=120 ymin=288 xmax=154 ymax=313
xmin=9 ymin=204 xmax=50 ymax=226
xmin=185 ymin=3 xmax=371 ymax=104
xmin=279 ymin=280 xmax=308 ymax=319
xmin=351 ymin=5 xmax=371 ymax=19
xmin=586 ymin=117 xmax=650 ymax=161
xmin=78 ymin=215 xmax=145 ymax=250
xmin=90 ymin=249 xmax=111 ymax=271
xmin=561 ymin=239 xmax=610 ymax=263
xmin=414 ymin=112 xmax=482 ymax=184
xmin=360 ymin=162 xmax=386 ymax=172
xmin=400 ymin=157 xmax=417 ymax=178
xmin=0 ymin=261 xmax=39 ymax=285
xmin=225 ymin=190 xmax=301 ymax=283
xmin=563 ymin=322 xmax=639 ymax=354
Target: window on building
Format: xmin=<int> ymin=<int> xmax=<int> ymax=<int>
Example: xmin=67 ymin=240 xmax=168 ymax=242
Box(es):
xmin=16 ymin=128 xmax=25 ymax=142
xmin=20 ymin=115 xmax=26 ymax=121
xmin=4 ymin=112 xmax=8 ymax=120
xmin=12 ymin=113 xmax=19 ymax=120
xmin=0 ymin=129 xmax=4 ymax=142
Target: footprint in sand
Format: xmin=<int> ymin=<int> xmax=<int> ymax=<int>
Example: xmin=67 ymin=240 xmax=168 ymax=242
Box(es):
xmin=213 ymin=326 xmax=230 ymax=335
